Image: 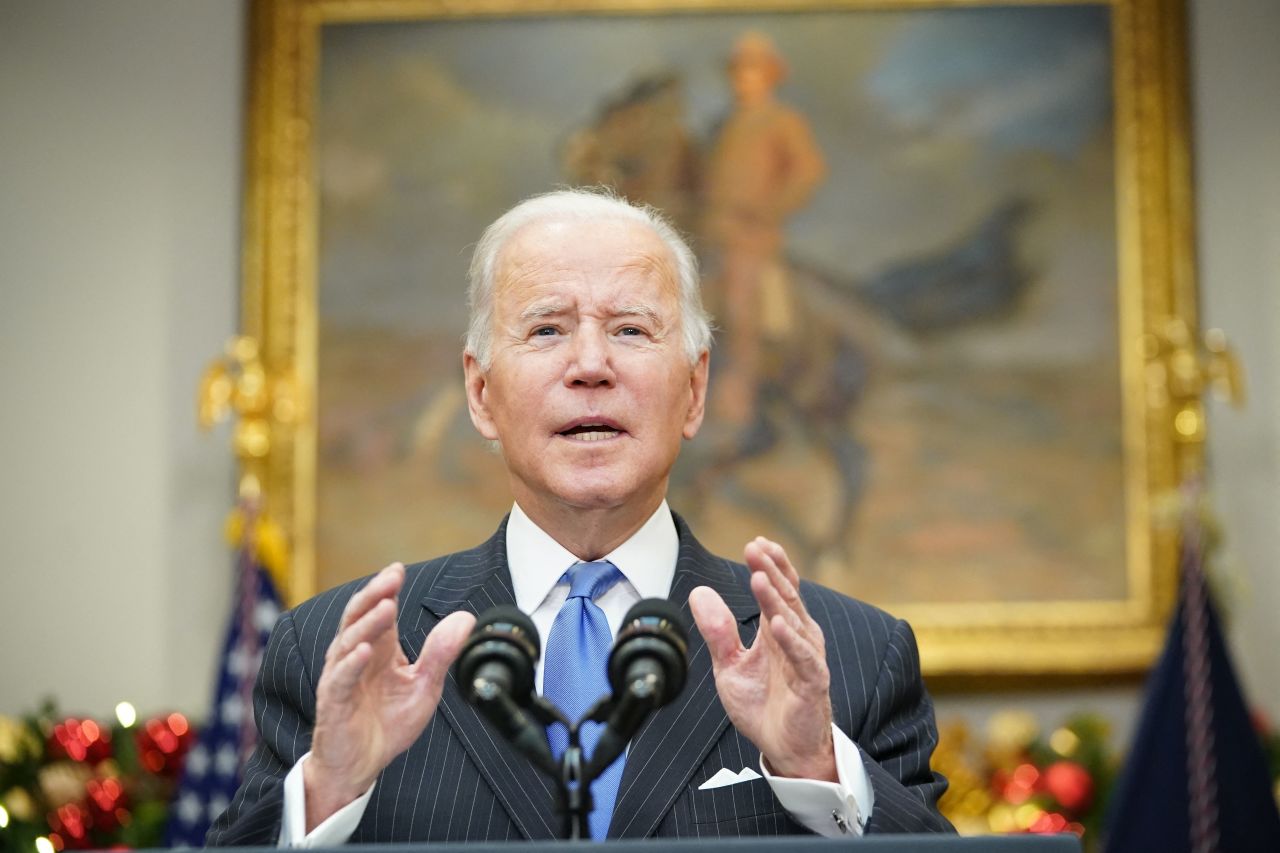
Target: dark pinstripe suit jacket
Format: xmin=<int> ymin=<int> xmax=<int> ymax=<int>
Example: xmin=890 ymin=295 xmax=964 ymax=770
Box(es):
xmin=208 ymin=513 xmax=952 ymax=845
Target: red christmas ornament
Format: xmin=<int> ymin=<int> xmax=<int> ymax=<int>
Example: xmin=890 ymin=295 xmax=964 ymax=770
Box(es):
xmin=85 ymin=778 xmax=128 ymax=832
xmin=1002 ymin=763 xmax=1041 ymax=805
xmin=989 ymin=767 xmax=1011 ymax=798
xmin=1028 ymin=810 xmax=1070 ymax=834
xmin=48 ymin=719 xmax=112 ymax=765
xmin=47 ymin=802 xmax=93 ymax=849
xmin=1042 ymin=760 xmax=1094 ymax=813
xmin=134 ymin=713 xmax=195 ymax=777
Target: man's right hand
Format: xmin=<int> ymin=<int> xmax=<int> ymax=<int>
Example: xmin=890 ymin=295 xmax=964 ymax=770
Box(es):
xmin=303 ymin=563 xmax=476 ymax=833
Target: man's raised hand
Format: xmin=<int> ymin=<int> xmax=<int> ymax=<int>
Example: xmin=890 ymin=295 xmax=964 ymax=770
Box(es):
xmin=303 ymin=563 xmax=475 ymax=831
xmin=688 ymin=537 xmax=837 ymax=782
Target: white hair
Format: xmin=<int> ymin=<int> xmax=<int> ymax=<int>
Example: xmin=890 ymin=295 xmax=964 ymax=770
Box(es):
xmin=465 ymin=188 xmax=712 ymax=368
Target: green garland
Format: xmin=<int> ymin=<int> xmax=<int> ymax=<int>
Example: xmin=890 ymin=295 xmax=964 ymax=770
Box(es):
xmin=0 ymin=701 xmax=194 ymax=853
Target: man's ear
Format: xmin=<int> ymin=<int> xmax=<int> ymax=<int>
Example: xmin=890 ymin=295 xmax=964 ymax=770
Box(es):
xmin=682 ymin=350 xmax=710 ymax=441
xmin=463 ymin=352 xmax=500 ymax=441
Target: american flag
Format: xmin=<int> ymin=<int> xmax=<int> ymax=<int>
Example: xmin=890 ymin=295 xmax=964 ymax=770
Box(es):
xmin=164 ymin=508 xmax=282 ymax=847
xmin=1103 ymin=482 xmax=1280 ymax=852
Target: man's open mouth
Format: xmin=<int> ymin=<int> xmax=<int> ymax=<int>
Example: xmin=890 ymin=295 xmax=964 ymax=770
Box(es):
xmin=558 ymin=422 xmax=623 ymax=441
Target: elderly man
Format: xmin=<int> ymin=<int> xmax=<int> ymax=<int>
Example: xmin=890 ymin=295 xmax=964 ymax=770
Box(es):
xmin=208 ymin=190 xmax=951 ymax=846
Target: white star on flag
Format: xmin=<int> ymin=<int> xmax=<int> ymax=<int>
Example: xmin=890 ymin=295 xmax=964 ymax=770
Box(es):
xmin=207 ymin=794 xmax=230 ymax=822
xmin=185 ymin=744 xmax=210 ymax=778
xmin=176 ymin=792 xmax=204 ymax=826
xmin=220 ymin=694 xmax=245 ymax=726
xmin=227 ymin=647 xmax=249 ymax=678
xmin=215 ymin=743 xmax=240 ymax=778
xmin=255 ymin=600 xmax=280 ymax=633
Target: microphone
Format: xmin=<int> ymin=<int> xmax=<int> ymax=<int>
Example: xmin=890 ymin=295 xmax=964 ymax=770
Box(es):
xmin=586 ymin=598 xmax=689 ymax=778
xmin=456 ymin=607 xmax=556 ymax=774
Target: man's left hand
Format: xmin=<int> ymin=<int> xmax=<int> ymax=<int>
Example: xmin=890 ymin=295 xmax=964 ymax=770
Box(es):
xmin=689 ymin=537 xmax=837 ymax=782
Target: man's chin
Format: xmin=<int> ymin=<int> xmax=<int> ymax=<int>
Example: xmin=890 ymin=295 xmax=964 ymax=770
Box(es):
xmin=550 ymin=484 xmax=634 ymax=512
xmin=545 ymin=473 xmax=665 ymax=515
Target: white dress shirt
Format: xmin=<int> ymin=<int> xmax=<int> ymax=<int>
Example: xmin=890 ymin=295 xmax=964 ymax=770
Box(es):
xmin=279 ymin=501 xmax=873 ymax=845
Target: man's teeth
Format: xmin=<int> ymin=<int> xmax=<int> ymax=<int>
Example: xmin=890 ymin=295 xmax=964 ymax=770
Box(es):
xmin=562 ymin=425 xmax=620 ymax=440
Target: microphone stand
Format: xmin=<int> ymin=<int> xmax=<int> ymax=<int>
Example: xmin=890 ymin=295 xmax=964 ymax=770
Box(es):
xmin=549 ymin=669 xmax=665 ymax=840
xmin=462 ymin=601 xmax=686 ymax=841
xmin=469 ymin=666 xmax=642 ymax=840
xmin=523 ymin=695 xmax=606 ymax=841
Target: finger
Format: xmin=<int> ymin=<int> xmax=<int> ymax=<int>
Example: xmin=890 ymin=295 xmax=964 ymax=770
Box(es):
xmin=339 ymin=563 xmax=405 ymax=632
xmin=413 ymin=610 xmax=477 ymax=690
xmin=758 ymin=537 xmax=801 ymax=589
xmin=749 ymin=571 xmax=809 ymax=650
xmin=327 ymin=597 xmax=398 ymax=667
xmin=745 ymin=539 xmax=816 ymax=630
xmin=319 ymin=640 xmax=375 ymax=703
xmin=745 ymin=539 xmax=801 ymax=609
xmin=688 ymin=586 xmax=744 ymax=670
xmin=758 ymin=541 xmax=818 ymax=630
xmin=768 ymin=613 xmax=829 ymax=691
xmin=745 ymin=543 xmax=804 ymax=621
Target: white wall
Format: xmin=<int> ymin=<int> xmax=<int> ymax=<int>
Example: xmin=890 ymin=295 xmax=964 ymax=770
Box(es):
xmin=0 ymin=1 xmax=243 ymax=715
xmin=1192 ymin=0 xmax=1280 ymax=717
xmin=0 ymin=0 xmax=1274 ymax=749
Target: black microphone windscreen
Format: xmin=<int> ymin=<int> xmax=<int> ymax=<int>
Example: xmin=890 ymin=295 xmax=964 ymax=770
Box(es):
xmin=620 ymin=598 xmax=688 ymax=641
xmin=610 ymin=597 xmax=689 ymax=705
xmin=472 ymin=605 xmax=541 ymax=658
xmin=457 ymin=605 xmax=541 ymax=703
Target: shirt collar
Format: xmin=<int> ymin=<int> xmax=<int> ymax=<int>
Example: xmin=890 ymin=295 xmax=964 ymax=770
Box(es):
xmin=506 ymin=500 xmax=678 ymax=612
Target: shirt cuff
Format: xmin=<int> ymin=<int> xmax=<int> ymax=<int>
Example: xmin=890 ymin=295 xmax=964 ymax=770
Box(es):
xmin=279 ymin=752 xmax=375 ymax=847
xmin=759 ymin=723 xmax=874 ymax=837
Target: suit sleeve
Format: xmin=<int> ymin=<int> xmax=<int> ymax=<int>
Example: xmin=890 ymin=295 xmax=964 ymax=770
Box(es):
xmin=207 ymin=608 xmax=319 ymax=846
xmin=855 ymin=617 xmax=955 ymax=834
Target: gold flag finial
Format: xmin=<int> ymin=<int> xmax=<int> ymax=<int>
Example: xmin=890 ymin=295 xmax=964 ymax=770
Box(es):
xmin=197 ymin=336 xmax=297 ymax=595
xmin=197 ymin=336 xmax=297 ymax=464
xmin=1145 ymin=319 xmax=1246 ymax=477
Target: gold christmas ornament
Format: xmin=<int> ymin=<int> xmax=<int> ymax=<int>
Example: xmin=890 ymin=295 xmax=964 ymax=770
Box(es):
xmin=2 ymin=787 xmax=37 ymax=822
xmin=1049 ymin=727 xmax=1081 ymax=758
xmin=0 ymin=716 xmax=40 ymax=764
xmin=985 ymin=710 xmax=1040 ymax=766
xmin=37 ymin=762 xmax=91 ymax=809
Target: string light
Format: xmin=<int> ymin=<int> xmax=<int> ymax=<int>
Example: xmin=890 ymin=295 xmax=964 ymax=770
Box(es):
xmin=0 ymin=804 xmax=9 ymax=828
xmin=1049 ymin=727 xmax=1080 ymax=757
xmin=115 ymin=702 xmax=137 ymax=728
xmin=35 ymin=836 xmax=55 ymax=853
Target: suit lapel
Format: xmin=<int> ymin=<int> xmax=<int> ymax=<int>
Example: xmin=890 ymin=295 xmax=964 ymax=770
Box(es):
xmin=610 ymin=515 xmax=759 ymax=838
xmin=399 ymin=519 xmax=562 ymax=841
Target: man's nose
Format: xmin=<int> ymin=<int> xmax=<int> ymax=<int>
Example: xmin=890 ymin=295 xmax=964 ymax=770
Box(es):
xmin=564 ymin=328 xmax=616 ymax=387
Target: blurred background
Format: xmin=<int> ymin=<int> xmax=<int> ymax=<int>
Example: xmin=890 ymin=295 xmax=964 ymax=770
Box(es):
xmin=0 ymin=0 xmax=1276 ymax=844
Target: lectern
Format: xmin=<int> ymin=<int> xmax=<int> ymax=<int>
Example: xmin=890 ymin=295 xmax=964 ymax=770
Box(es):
xmin=193 ymin=836 xmax=1081 ymax=853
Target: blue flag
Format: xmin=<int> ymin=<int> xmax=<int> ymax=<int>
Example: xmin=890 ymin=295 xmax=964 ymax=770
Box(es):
xmin=1104 ymin=542 xmax=1280 ymax=852
xmin=164 ymin=524 xmax=282 ymax=847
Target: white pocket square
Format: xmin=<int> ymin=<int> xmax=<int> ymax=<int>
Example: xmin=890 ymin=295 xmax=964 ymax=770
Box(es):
xmin=697 ymin=767 xmax=762 ymax=790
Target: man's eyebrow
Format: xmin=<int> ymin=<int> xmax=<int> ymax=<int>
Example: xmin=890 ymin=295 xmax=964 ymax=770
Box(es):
xmin=518 ymin=303 xmax=568 ymax=321
xmin=613 ymin=304 xmax=665 ymax=324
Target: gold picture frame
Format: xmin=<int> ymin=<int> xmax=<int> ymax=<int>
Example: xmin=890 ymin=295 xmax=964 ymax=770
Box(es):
xmin=238 ymin=0 xmax=1198 ymax=679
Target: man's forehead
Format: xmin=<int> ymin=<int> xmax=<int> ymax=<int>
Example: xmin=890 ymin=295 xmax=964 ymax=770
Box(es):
xmin=495 ymin=217 xmax=677 ymax=284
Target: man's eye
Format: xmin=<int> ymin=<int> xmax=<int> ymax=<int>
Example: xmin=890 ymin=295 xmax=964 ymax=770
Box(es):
xmin=533 ymin=326 xmax=559 ymax=337
xmin=618 ymin=326 xmax=644 ymax=336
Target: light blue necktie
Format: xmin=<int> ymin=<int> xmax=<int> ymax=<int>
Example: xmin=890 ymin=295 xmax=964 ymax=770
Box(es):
xmin=543 ymin=560 xmax=625 ymax=841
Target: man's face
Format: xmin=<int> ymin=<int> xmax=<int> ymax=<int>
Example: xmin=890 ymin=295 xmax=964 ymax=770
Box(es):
xmin=464 ymin=217 xmax=709 ymax=520
xmin=730 ymin=60 xmax=777 ymax=104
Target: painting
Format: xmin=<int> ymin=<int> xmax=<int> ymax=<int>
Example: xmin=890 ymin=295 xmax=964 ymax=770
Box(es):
xmin=242 ymin=0 xmax=1197 ymax=678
